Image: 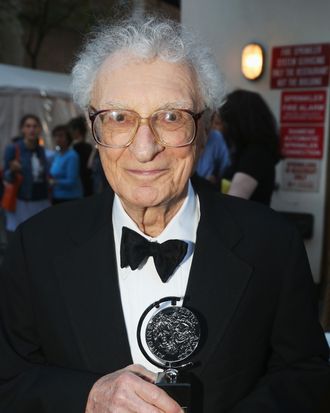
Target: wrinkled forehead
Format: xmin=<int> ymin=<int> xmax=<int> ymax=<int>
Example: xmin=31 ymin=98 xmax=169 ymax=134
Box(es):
xmin=91 ymin=50 xmax=202 ymax=109
xmin=97 ymin=49 xmax=195 ymax=77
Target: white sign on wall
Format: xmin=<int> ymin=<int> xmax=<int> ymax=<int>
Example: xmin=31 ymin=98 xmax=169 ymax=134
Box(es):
xmin=282 ymin=159 xmax=321 ymax=192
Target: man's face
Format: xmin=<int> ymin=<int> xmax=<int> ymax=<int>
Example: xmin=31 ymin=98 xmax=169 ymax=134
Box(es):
xmin=91 ymin=53 xmax=206 ymax=213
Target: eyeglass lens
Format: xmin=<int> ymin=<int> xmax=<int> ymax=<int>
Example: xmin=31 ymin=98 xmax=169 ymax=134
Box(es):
xmin=92 ymin=109 xmax=196 ymax=147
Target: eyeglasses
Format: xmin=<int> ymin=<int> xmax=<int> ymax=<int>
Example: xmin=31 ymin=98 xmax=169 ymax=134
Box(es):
xmin=88 ymin=108 xmax=204 ymax=148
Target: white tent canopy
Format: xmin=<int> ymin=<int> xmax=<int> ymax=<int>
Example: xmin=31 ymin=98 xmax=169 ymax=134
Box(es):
xmin=0 ymin=64 xmax=82 ymax=165
xmin=0 ymin=63 xmax=73 ymax=96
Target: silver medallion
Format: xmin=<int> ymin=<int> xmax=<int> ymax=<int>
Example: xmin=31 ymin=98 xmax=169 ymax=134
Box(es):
xmin=145 ymin=306 xmax=200 ymax=363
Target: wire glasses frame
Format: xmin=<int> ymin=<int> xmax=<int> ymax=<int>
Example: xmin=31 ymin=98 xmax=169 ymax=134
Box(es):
xmin=88 ymin=108 xmax=205 ymax=148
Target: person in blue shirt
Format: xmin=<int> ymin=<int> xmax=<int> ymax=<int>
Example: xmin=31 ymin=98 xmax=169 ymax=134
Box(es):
xmin=49 ymin=125 xmax=83 ymax=204
xmin=195 ymin=112 xmax=230 ymax=186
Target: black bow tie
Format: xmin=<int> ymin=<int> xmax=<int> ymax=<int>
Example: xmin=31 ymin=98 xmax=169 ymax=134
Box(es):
xmin=120 ymin=226 xmax=188 ymax=283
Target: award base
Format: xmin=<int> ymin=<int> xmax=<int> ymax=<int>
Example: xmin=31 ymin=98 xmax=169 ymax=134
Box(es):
xmin=157 ymin=381 xmax=191 ymax=412
xmin=156 ymin=370 xmax=191 ymax=412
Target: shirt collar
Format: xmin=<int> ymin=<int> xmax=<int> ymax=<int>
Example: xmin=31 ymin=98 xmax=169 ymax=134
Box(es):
xmin=112 ymin=180 xmax=200 ymax=244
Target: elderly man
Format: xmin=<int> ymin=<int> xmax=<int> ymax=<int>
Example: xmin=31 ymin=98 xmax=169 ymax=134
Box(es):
xmin=0 ymin=15 xmax=329 ymax=413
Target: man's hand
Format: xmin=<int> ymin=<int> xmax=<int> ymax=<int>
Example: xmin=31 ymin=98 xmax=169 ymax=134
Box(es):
xmin=85 ymin=364 xmax=183 ymax=413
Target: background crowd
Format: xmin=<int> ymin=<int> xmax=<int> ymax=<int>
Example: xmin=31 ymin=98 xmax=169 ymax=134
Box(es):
xmin=2 ymin=114 xmax=107 ymax=241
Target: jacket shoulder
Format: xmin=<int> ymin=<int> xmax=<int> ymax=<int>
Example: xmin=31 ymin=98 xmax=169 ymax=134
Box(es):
xmin=20 ymin=189 xmax=113 ymax=242
xmin=199 ymin=188 xmax=298 ymax=244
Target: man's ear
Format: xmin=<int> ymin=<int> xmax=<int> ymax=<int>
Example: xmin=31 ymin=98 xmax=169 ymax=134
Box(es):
xmin=84 ymin=110 xmax=95 ymax=143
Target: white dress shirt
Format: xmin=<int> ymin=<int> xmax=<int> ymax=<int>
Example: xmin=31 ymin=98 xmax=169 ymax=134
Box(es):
xmin=112 ymin=181 xmax=200 ymax=372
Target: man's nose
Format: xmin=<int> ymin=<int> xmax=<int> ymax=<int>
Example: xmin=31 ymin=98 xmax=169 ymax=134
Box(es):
xmin=129 ymin=123 xmax=164 ymax=162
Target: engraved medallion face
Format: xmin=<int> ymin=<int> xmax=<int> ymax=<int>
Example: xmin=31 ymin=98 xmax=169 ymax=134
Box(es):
xmin=145 ymin=306 xmax=200 ymax=363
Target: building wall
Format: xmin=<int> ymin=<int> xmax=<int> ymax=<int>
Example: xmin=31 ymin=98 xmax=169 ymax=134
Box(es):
xmin=182 ymin=1 xmax=330 ymax=95
xmin=182 ymin=0 xmax=330 ymax=282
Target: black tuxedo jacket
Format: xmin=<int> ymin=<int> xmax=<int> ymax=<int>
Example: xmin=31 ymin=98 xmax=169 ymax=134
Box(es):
xmin=0 ymin=184 xmax=329 ymax=412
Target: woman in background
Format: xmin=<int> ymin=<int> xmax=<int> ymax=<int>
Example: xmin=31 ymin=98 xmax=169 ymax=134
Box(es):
xmin=219 ymin=89 xmax=281 ymax=205
xmin=3 ymin=114 xmax=50 ymax=239
xmin=49 ymin=125 xmax=82 ymax=204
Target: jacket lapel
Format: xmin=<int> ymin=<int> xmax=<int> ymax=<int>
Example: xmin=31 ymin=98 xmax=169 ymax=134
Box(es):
xmin=52 ymin=187 xmax=252 ymax=376
xmin=184 ymin=190 xmax=253 ymax=375
xmin=54 ymin=190 xmax=132 ymax=374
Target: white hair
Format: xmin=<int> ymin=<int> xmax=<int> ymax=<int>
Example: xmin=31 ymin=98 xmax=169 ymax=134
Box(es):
xmin=72 ymin=15 xmax=224 ymax=112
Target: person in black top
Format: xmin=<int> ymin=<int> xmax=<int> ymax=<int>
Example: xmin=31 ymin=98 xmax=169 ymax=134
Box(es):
xmin=68 ymin=116 xmax=93 ymax=196
xmin=219 ymin=89 xmax=281 ymax=205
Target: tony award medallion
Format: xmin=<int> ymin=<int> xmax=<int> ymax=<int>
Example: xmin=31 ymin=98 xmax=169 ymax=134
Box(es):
xmin=137 ymin=296 xmax=201 ymax=412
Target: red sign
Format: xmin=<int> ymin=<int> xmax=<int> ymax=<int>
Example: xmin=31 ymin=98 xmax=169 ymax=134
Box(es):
xmin=271 ymin=43 xmax=330 ymax=89
xmin=280 ymin=126 xmax=324 ymax=159
xmin=280 ymin=90 xmax=327 ymax=123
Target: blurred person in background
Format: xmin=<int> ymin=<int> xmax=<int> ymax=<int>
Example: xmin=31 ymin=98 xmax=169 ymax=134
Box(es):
xmin=219 ymin=89 xmax=281 ymax=205
xmin=3 ymin=114 xmax=50 ymax=239
xmin=49 ymin=125 xmax=83 ymax=204
xmin=195 ymin=111 xmax=230 ymax=186
xmin=68 ymin=116 xmax=93 ymax=196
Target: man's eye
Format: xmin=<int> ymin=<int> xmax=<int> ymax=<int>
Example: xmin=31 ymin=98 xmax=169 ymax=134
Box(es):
xmin=164 ymin=111 xmax=179 ymax=122
xmin=112 ymin=112 xmax=126 ymax=122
